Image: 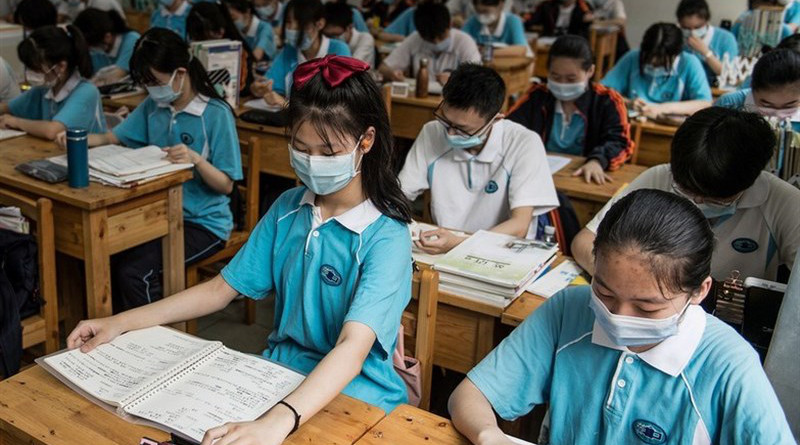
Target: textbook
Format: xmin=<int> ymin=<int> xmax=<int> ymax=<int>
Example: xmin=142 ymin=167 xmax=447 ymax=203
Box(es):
xmin=37 ymin=326 xmax=305 ymax=444
xmin=527 ymin=259 xmax=583 ymax=298
xmin=0 ymin=129 xmax=25 ymax=141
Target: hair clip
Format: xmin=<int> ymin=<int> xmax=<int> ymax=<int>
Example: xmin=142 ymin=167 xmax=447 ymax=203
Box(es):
xmin=293 ymin=55 xmax=369 ymax=90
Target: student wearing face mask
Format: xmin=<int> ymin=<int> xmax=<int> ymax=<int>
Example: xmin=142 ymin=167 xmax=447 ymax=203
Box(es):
xmin=56 ymin=28 xmax=242 ymax=310
xmin=252 ymin=0 xmax=350 ymax=107
xmin=601 ymin=23 xmax=712 ymax=119
xmin=570 ymin=107 xmax=800 ymax=285
xmin=73 ymin=9 xmax=140 ymax=86
xmin=716 ymin=49 xmax=800 ymax=132
xmin=507 ymin=35 xmax=632 ymax=184
xmin=461 ymin=0 xmax=531 ymax=58
xmin=253 ymin=0 xmax=283 ymax=28
xmin=0 ymin=25 xmax=106 ymax=140
xmin=379 ymin=2 xmax=480 ymax=85
xmin=526 ymin=0 xmax=593 ymax=39
xmin=398 ymin=64 xmax=558 ymax=254
xmin=449 ymin=188 xmax=794 ymax=445
xmin=323 ymin=1 xmax=376 ymax=67
xmin=149 ymin=0 xmax=190 ymax=39
xmin=67 ymin=56 xmax=415 ymax=443
xmin=224 ymin=0 xmax=276 ymax=62
xmin=676 ymin=0 xmax=737 ymax=87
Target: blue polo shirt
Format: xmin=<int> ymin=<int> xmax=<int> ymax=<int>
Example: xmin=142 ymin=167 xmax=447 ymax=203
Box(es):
xmin=149 ymin=1 xmax=190 ymax=40
xmin=601 ymin=50 xmax=712 ymax=103
xmin=384 ymin=7 xmax=416 ymax=36
xmin=266 ymin=36 xmax=350 ymax=96
xmin=243 ymin=16 xmax=276 ymax=60
xmin=90 ymin=31 xmax=140 ymax=74
xmin=716 ymin=88 xmax=800 ymax=132
xmin=546 ymin=102 xmax=586 ymax=156
xmin=113 ymin=95 xmax=242 ymax=241
xmin=683 ymin=26 xmax=738 ymax=86
xmin=786 ymin=1 xmax=800 ymax=26
xmin=467 ymin=286 xmax=794 ymax=444
xmin=220 ymin=187 xmax=412 ymax=413
xmin=462 ymin=12 xmax=527 ymax=47
xmin=8 ymin=72 xmax=107 ymax=134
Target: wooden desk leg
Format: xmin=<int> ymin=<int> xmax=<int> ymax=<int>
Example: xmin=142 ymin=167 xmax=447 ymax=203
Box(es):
xmin=163 ymin=185 xmax=186 ymax=331
xmin=82 ymin=209 xmax=112 ymax=318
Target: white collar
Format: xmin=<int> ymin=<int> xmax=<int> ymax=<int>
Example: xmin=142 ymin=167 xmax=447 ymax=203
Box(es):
xmin=452 ymin=119 xmax=504 ymax=163
xmin=44 ymin=71 xmax=81 ymax=103
xmin=559 ymin=3 xmax=576 ymax=13
xmin=298 ymin=35 xmax=330 ymax=63
xmin=157 ymin=93 xmax=210 ymax=116
xmin=161 ymin=0 xmax=188 ymax=17
xmin=483 ymin=12 xmax=507 ymax=38
xmin=299 ymin=189 xmax=383 ymax=234
xmin=108 ymin=34 xmax=123 ymax=58
xmin=246 ymin=16 xmax=261 ymax=38
xmin=591 ymin=305 xmax=707 ymax=377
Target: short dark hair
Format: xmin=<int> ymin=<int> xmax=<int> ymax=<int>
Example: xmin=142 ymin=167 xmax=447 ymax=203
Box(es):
xmin=442 ymin=63 xmax=506 ymax=119
xmin=548 ymin=35 xmax=593 ymax=70
xmin=776 ymin=33 xmax=800 ymax=53
xmin=751 ymin=49 xmax=800 ymax=91
xmin=594 ymin=189 xmax=715 ymax=295
xmin=639 ymin=23 xmax=683 ymax=75
xmin=414 ymin=2 xmax=450 ymax=41
xmin=74 ymin=8 xmax=129 ymax=47
xmin=283 ymin=0 xmax=324 ymax=48
xmin=224 ymin=0 xmax=254 ymax=14
xmin=323 ymin=1 xmax=353 ymax=29
xmin=671 ymin=107 xmax=775 ymax=199
xmin=676 ymin=0 xmax=711 ymax=21
xmin=13 ymin=0 xmax=56 ymax=29
xmin=473 ymin=0 xmax=502 ymax=5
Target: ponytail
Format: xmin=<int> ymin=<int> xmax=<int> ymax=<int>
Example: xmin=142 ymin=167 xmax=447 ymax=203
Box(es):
xmin=74 ymin=8 xmax=130 ymax=47
xmin=18 ymin=25 xmax=93 ymax=79
xmin=65 ymin=25 xmax=93 ymax=78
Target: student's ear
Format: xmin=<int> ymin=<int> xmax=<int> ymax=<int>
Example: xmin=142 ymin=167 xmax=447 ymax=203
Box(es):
xmin=360 ymin=126 xmax=376 ymax=154
xmin=690 ymin=276 xmax=714 ymax=305
xmin=586 ymin=64 xmax=596 ymax=81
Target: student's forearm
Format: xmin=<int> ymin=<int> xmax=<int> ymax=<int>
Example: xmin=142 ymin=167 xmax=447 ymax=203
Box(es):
xmin=705 ymin=54 xmax=722 ymax=75
xmin=378 ymin=32 xmax=405 ymax=43
xmin=491 ymin=46 xmax=528 ymax=57
xmin=571 ymin=228 xmax=596 ymax=275
xmin=89 ymin=132 xmax=119 ymax=147
xmin=194 ymin=159 xmax=234 ymax=195
xmin=449 ymin=379 xmax=510 ymax=445
xmin=490 ymin=207 xmax=534 ymax=239
xmin=378 ymin=63 xmax=401 ymax=81
xmin=662 ymin=100 xmax=711 ymax=115
xmin=93 ymin=67 xmax=128 ymax=85
xmin=14 ymin=118 xmax=65 ymax=140
xmin=115 ymin=274 xmax=239 ymax=332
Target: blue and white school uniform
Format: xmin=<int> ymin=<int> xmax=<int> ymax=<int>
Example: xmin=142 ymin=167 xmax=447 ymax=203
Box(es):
xmin=384 ymin=7 xmax=416 ymax=37
xmin=90 ymin=31 xmax=141 ymax=75
xmin=256 ymin=1 xmax=284 ymax=29
xmin=149 ymin=0 xmax=190 ymax=40
xmin=8 ymin=71 xmax=106 ymax=134
xmin=684 ymin=26 xmax=738 ymax=86
xmin=600 ymin=50 xmax=712 ymax=103
xmin=243 ymin=16 xmax=276 ymax=60
xmin=220 ymin=187 xmax=412 ymax=413
xmin=113 ymin=95 xmax=243 ymax=241
xmin=266 ymin=36 xmax=350 ymax=96
xmin=546 ymin=101 xmax=586 ymax=155
xmin=716 ymin=88 xmax=800 ymax=133
xmin=461 ymin=12 xmax=529 ymax=50
xmin=351 ymin=6 xmax=368 ymax=33
xmin=467 ymin=286 xmax=795 ymax=444
xmin=785 ymin=1 xmax=800 ymax=27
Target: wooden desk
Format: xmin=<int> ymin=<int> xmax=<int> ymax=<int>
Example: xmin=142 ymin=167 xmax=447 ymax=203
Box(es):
xmin=236 ymin=119 xmax=296 ymax=180
xmin=103 ymin=92 xmax=147 ymax=110
xmin=0 ymin=136 xmax=191 ymax=318
xmin=356 ymin=404 xmax=470 ymax=445
xmin=488 ymin=57 xmax=534 ymax=98
xmin=630 ymin=120 xmax=679 ymax=167
xmin=552 ymin=155 xmax=646 ymax=226
xmin=0 ymin=365 xmax=385 ymax=445
xmin=533 ymin=41 xmax=551 ymax=79
xmin=389 ymin=94 xmax=442 ymax=140
xmin=501 ymin=255 xmax=570 ymax=327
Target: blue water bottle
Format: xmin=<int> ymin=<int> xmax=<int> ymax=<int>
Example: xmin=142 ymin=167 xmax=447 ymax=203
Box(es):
xmin=66 ymin=128 xmax=89 ymax=188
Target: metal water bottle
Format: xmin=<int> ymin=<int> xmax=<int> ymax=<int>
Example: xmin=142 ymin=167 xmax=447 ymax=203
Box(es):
xmin=66 ymin=127 xmax=89 ymax=188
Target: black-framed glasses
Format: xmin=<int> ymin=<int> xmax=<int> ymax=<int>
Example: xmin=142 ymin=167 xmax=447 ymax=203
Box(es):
xmin=433 ymin=102 xmax=497 ymax=138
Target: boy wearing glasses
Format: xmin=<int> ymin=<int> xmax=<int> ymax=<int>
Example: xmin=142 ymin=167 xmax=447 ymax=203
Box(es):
xmin=398 ymin=63 xmax=558 ymax=254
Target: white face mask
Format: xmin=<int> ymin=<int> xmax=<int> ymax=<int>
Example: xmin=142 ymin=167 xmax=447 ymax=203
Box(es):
xmin=26 ymin=66 xmax=57 ymax=88
xmin=589 ymin=288 xmax=691 ymax=347
xmin=477 ymin=13 xmax=497 ymax=26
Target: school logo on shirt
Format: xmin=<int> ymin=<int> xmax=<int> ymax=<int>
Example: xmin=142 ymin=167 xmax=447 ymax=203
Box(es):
xmin=320 ymin=264 xmax=343 ymax=286
xmin=181 ymin=133 xmax=194 ymax=145
xmin=632 ymin=419 xmax=667 ymax=444
xmin=731 ymin=238 xmax=759 ymax=253
xmin=484 ymin=180 xmax=499 ymax=194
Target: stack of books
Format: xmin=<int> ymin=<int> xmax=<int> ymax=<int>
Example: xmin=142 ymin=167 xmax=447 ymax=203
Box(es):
xmin=433 ymin=230 xmax=558 ymax=308
xmin=48 ymin=144 xmax=193 ymax=188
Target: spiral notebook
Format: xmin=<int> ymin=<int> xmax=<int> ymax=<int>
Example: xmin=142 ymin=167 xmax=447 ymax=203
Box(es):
xmin=37 ymin=326 xmax=305 ymax=443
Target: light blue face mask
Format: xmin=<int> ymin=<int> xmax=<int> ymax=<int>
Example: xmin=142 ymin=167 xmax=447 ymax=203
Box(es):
xmin=445 ymin=132 xmax=487 ymax=149
xmin=146 ymin=70 xmax=182 ymax=105
xmin=433 ymin=37 xmax=451 ymax=53
xmin=255 ymin=4 xmax=275 ymax=19
xmin=643 ymin=64 xmax=669 ymax=78
xmin=235 ymin=18 xmax=247 ymax=32
xmin=288 ymin=140 xmax=363 ymax=195
xmin=589 ymin=288 xmax=690 ymax=347
xmin=696 ymin=202 xmax=737 ymax=220
xmin=548 ymin=79 xmax=587 ymax=102
xmin=285 ymin=29 xmax=314 ymax=51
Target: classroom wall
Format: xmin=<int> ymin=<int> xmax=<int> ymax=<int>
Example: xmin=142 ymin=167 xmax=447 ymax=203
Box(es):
xmin=623 ymin=0 xmax=748 ymax=49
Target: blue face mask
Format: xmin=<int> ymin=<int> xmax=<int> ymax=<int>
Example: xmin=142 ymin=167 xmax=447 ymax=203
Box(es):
xmin=235 ymin=18 xmax=247 ymax=32
xmin=643 ymin=64 xmax=670 ymax=78
xmin=146 ymin=70 xmax=182 ymax=105
xmin=696 ymin=202 xmax=737 ymax=220
xmin=285 ymin=29 xmax=314 ymax=51
xmin=589 ymin=288 xmax=690 ymax=347
xmin=433 ymin=37 xmax=451 ymax=53
xmin=289 ymin=139 xmax=363 ymax=195
xmin=445 ymin=131 xmax=488 ymax=149
xmin=548 ymin=79 xmax=587 ymax=102
xmin=255 ymin=4 xmax=275 ymax=19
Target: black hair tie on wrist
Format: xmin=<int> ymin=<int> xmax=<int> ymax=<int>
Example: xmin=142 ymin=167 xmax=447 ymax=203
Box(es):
xmin=276 ymin=400 xmax=301 ymax=435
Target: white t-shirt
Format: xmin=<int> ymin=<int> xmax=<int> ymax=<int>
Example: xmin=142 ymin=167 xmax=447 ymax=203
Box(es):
xmin=556 ymin=4 xmax=575 ymax=29
xmin=0 ymin=57 xmax=20 ymax=103
xmin=383 ymin=29 xmax=481 ymax=76
xmin=585 ymin=164 xmax=800 ymax=281
xmin=399 ymin=119 xmax=559 ymax=235
xmin=348 ymin=29 xmax=375 ymax=68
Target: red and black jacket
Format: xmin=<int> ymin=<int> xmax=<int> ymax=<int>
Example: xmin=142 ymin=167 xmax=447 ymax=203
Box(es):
xmin=507 ymin=82 xmax=633 ymax=171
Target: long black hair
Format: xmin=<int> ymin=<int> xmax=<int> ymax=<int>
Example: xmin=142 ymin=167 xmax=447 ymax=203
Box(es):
xmin=129 ymin=28 xmax=231 ymax=113
xmin=751 ymin=48 xmax=800 ymax=91
xmin=594 ymin=189 xmax=715 ymax=295
xmin=13 ymin=0 xmax=56 ymax=30
xmin=548 ymin=34 xmax=594 ymax=70
xmin=639 ymin=23 xmax=683 ymax=76
xmin=73 ymin=8 xmax=130 ymax=48
xmin=187 ymin=2 xmax=253 ymax=54
xmin=18 ymin=25 xmax=93 ymax=79
xmin=282 ymin=0 xmax=324 ymax=48
xmin=287 ymin=67 xmax=412 ymax=223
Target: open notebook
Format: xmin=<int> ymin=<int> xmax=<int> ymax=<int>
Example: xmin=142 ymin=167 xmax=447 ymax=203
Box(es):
xmin=37 ymin=326 xmax=305 ymax=443
xmin=0 ymin=129 xmax=25 ymax=141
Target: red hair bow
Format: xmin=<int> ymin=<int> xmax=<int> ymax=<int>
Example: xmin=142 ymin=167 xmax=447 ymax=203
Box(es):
xmin=293 ymin=55 xmax=370 ymax=90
